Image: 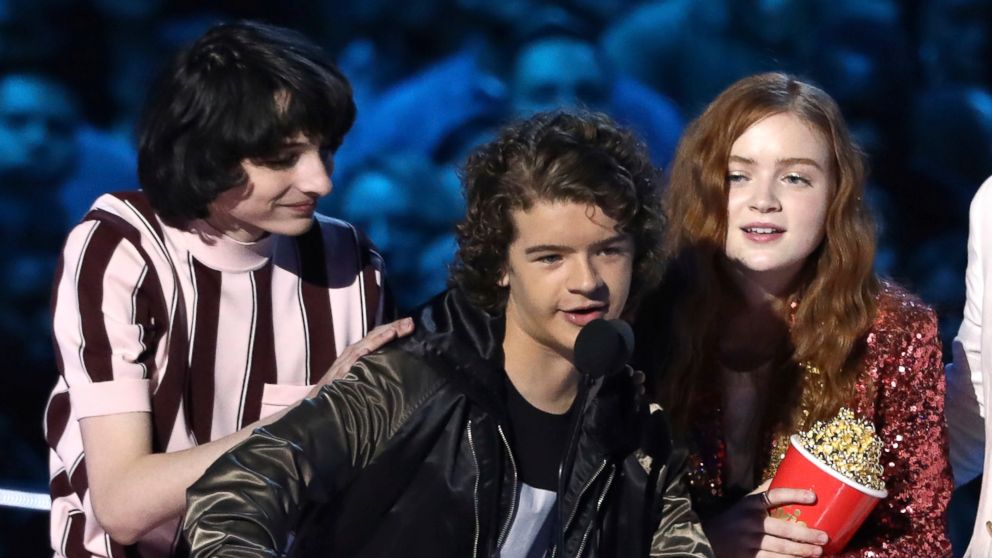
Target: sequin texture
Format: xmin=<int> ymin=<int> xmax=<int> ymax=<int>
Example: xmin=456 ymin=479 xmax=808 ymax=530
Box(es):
xmin=683 ymin=282 xmax=953 ymax=557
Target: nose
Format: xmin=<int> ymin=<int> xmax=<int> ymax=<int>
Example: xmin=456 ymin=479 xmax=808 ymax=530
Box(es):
xmin=296 ymin=150 xmax=333 ymax=198
xmin=748 ymin=178 xmax=782 ymax=213
xmin=567 ymin=256 xmax=603 ymax=294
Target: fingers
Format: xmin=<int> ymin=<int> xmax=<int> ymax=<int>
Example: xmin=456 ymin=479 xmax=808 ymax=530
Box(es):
xmin=344 ymin=317 xmax=416 ymax=359
xmin=754 ymin=550 xmax=811 ymax=558
xmin=315 ymin=318 xmax=416 ymax=387
xmin=764 ymin=487 xmax=816 ymax=508
xmin=756 ymin=530 xmax=825 ymax=557
xmin=361 ymin=317 xmax=415 ymax=353
xmin=754 ymin=551 xmax=800 ymax=558
xmin=763 ymin=516 xmax=828 ymax=546
xmin=625 ymin=367 xmax=647 ymax=397
xmin=750 ymin=479 xmax=772 ymax=494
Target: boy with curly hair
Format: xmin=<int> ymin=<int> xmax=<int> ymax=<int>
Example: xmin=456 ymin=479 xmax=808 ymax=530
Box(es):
xmin=183 ymin=111 xmax=713 ymax=557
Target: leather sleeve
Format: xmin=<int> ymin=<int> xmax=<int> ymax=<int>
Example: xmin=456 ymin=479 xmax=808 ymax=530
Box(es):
xmin=182 ymin=349 xmax=445 ymax=557
xmin=649 ymin=442 xmax=714 ymax=556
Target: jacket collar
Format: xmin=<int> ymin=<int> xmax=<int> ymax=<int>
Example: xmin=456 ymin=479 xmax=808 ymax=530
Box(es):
xmin=400 ymin=288 xmax=510 ymax=416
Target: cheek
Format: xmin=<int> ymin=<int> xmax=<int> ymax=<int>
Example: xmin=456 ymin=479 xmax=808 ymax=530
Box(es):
xmin=606 ymin=257 xmax=635 ymax=294
xmin=807 ymin=195 xmax=831 ymax=241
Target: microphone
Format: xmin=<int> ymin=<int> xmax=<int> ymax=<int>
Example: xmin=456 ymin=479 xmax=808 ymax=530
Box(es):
xmin=573 ymin=319 xmax=634 ymax=378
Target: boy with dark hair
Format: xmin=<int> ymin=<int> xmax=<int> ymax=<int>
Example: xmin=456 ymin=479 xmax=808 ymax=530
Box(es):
xmin=46 ymin=21 xmax=411 ymax=557
xmin=183 ymin=111 xmax=713 ymax=557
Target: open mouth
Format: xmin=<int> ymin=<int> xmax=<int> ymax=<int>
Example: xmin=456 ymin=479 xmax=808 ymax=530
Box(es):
xmin=741 ymin=225 xmax=785 ymax=241
xmin=561 ymin=306 xmax=607 ymax=326
xmin=742 ymin=226 xmax=784 ymax=234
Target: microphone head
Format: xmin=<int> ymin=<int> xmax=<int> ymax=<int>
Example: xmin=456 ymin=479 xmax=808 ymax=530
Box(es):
xmin=574 ymin=318 xmax=635 ymax=378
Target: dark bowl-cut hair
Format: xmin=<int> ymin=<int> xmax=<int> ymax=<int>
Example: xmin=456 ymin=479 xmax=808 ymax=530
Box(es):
xmin=452 ymin=110 xmax=665 ymax=312
xmin=137 ymin=20 xmax=356 ymax=225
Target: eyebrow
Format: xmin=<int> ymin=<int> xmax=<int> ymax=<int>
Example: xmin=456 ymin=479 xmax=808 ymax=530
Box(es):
xmin=729 ymin=155 xmax=825 ymax=171
xmin=523 ymin=233 xmax=629 ymax=255
xmin=280 ymin=140 xmax=309 ymax=150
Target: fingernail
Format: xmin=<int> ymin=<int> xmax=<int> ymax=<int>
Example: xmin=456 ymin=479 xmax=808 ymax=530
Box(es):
xmin=817 ymin=533 xmax=828 ymax=544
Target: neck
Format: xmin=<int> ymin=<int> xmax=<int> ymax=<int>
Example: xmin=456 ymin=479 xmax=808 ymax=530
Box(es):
xmin=719 ymin=267 xmax=794 ymax=372
xmin=502 ymin=329 xmax=580 ymax=415
xmin=204 ymin=213 xmax=264 ymax=243
xmin=724 ymin=261 xmax=801 ymax=311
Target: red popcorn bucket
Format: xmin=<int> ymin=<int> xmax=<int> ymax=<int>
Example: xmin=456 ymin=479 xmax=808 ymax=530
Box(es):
xmin=768 ymin=435 xmax=888 ymax=555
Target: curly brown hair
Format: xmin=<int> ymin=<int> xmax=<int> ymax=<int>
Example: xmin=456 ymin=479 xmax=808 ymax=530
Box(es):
xmin=451 ymin=110 xmax=665 ymax=312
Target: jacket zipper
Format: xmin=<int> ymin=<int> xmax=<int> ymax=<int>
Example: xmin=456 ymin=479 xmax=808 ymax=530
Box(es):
xmin=575 ymin=464 xmax=617 ymax=558
xmin=467 ymin=420 xmax=480 ymax=558
xmin=496 ymin=424 xmax=519 ymax=550
xmin=550 ymin=458 xmax=609 ymax=558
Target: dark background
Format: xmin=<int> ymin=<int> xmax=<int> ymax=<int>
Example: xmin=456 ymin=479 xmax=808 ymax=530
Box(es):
xmin=1 ymin=0 xmax=989 ymax=555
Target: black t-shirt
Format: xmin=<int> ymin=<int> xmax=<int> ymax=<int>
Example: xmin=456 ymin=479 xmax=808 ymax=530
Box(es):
xmin=504 ymin=375 xmax=578 ymax=491
xmin=501 ymin=376 xmax=579 ymax=556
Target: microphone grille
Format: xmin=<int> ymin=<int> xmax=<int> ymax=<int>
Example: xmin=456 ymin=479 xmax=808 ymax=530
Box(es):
xmin=574 ymin=319 xmax=634 ymax=378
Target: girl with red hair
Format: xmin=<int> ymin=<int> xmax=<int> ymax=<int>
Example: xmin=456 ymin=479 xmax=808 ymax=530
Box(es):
xmin=635 ymin=72 xmax=952 ymax=557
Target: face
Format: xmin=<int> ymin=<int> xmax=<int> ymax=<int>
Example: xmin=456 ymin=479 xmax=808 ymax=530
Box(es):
xmin=724 ymin=112 xmax=833 ymax=292
xmin=511 ymin=38 xmax=609 ymax=116
xmin=0 ymin=75 xmax=78 ymax=187
xmin=208 ymin=137 xmax=333 ymax=241
xmin=343 ymin=170 xmax=426 ymax=278
xmin=500 ymin=200 xmax=634 ymax=361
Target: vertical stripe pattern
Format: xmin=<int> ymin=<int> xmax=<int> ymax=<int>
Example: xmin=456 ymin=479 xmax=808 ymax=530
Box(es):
xmin=187 ymin=258 xmax=220 ymax=443
xmin=298 ymin=223 xmax=338 ymax=382
xmin=46 ymin=194 xmax=388 ymax=558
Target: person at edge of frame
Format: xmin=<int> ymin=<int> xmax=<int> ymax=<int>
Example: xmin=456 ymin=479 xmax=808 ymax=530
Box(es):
xmin=947 ymin=174 xmax=992 ymax=558
xmin=45 ymin=20 xmax=414 ymax=558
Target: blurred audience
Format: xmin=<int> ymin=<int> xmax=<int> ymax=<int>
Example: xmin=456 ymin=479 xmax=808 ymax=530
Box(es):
xmin=0 ymin=1 xmax=989 ymax=555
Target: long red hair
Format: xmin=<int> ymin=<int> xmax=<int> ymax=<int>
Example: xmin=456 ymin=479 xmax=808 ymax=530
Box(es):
xmin=650 ymin=72 xmax=879 ymax=435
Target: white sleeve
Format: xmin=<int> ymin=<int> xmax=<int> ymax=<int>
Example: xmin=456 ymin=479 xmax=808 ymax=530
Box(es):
xmin=946 ymin=176 xmax=991 ymax=486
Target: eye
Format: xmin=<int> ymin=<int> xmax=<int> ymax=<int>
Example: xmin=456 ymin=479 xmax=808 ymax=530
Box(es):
xmin=726 ymin=171 xmax=748 ymax=184
xmin=783 ymin=173 xmax=812 ymax=186
xmin=535 ymin=254 xmax=562 ymax=265
xmin=260 ymin=151 xmax=302 ymax=170
xmin=598 ymin=245 xmax=626 ymax=257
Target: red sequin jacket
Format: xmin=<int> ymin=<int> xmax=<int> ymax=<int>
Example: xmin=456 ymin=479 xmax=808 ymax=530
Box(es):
xmin=684 ymin=283 xmax=953 ymax=557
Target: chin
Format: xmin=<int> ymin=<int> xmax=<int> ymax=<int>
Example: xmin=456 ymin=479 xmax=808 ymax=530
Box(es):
xmin=275 ymin=219 xmax=316 ymax=237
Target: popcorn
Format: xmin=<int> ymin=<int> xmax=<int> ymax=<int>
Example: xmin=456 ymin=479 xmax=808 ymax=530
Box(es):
xmin=797 ymin=408 xmax=885 ymax=491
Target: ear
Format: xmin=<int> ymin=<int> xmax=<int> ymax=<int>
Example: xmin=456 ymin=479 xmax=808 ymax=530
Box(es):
xmin=497 ymin=270 xmax=509 ymax=288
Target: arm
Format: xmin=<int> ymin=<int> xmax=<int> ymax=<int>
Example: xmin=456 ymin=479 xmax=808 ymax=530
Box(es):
xmin=838 ymin=307 xmax=953 ymax=557
xmin=183 ymin=350 xmax=443 ymax=556
xmin=649 ymin=444 xmax=715 ymax=557
xmin=946 ymin=178 xmax=990 ymax=486
xmin=57 ymin=220 xmax=411 ymax=544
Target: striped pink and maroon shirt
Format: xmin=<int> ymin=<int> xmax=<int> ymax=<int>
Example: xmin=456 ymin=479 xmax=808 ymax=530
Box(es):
xmin=44 ymin=191 xmax=389 ymax=557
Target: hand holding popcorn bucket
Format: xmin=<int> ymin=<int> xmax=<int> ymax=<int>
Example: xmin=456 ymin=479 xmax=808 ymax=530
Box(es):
xmin=768 ymin=409 xmax=888 ymax=555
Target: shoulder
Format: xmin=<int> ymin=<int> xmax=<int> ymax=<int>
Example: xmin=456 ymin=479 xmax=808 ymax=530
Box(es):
xmin=864 ymin=281 xmax=942 ymax=387
xmin=302 ymin=214 xmax=384 ymax=269
xmin=357 ymin=345 xmax=448 ymax=387
xmin=61 ymin=191 xmax=168 ymax=264
xmin=70 ymin=191 xmax=170 ymax=250
xmin=330 ymin=345 xmax=452 ymax=426
xmin=871 ymin=280 xmax=938 ymax=337
xmin=969 ymin=176 xmax=992 ymax=244
xmin=971 ymin=175 xmax=992 ymax=212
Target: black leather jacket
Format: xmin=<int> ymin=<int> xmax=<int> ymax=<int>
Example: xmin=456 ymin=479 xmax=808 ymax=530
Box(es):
xmin=183 ymin=290 xmax=713 ymax=557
